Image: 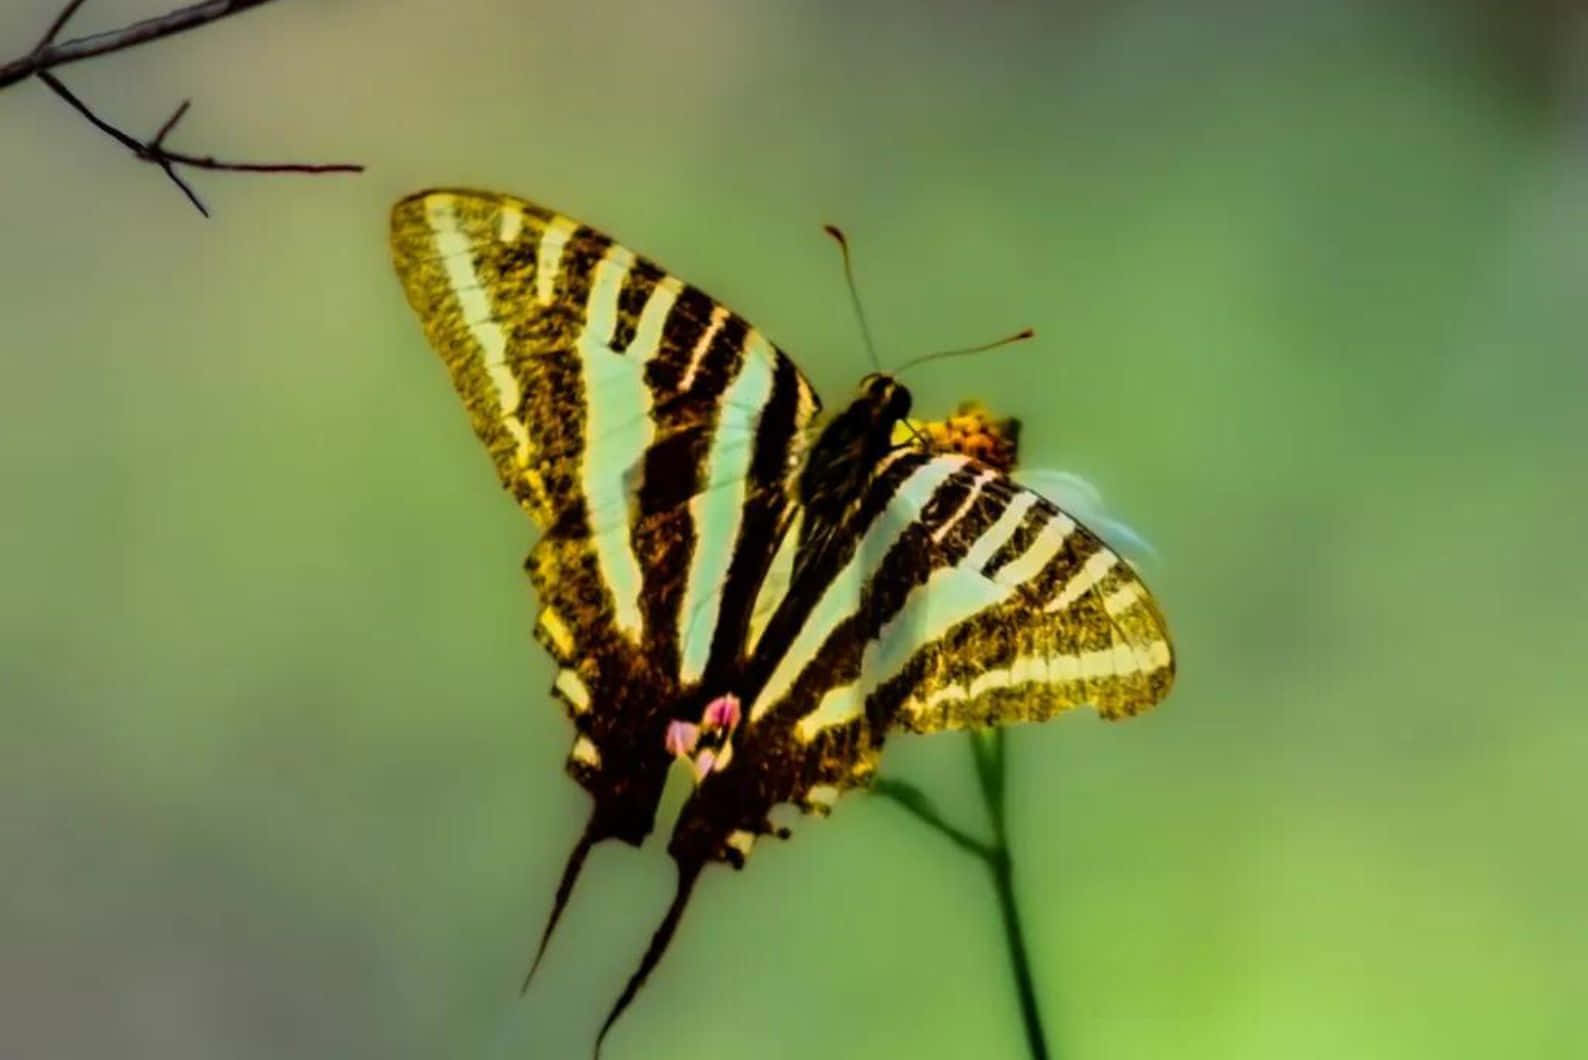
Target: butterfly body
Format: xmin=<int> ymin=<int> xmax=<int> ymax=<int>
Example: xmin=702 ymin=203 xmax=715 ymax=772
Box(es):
xmin=388 ymin=189 xmax=1175 ymax=1052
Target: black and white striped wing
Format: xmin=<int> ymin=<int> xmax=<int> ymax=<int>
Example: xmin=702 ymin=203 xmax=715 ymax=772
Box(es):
xmin=595 ymin=448 xmax=1175 ymax=1046
xmin=764 ymin=449 xmax=1170 ymax=725
xmin=389 ymin=188 xmax=821 ymax=843
xmin=690 ymin=448 xmax=1176 ymax=849
xmin=790 ymin=452 xmax=1174 ymax=739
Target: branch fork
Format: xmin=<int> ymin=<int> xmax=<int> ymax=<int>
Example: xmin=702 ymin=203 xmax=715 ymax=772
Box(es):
xmin=4 ymin=0 xmax=362 ymax=216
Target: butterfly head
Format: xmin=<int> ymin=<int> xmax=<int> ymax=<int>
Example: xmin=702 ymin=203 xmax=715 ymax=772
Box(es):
xmin=858 ymin=372 xmax=913 ymax=423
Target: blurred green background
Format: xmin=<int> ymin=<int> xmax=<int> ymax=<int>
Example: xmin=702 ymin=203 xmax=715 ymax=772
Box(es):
xmin=4 ymin=1 xmax=1585 ymax=1057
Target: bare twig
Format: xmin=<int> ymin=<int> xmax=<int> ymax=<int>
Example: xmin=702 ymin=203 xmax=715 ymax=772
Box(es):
xmin=37 ymin=71 xmax=203 ymax=212
xmin=33 ymin=0 xmax=92 ymax=56
xmin=151 ymin=98 xmax=189 ymax=144
xmin=5 ymin=1 xmax=363 ymax=215
xmin=1 ymin=0 xmax=276 ymax=89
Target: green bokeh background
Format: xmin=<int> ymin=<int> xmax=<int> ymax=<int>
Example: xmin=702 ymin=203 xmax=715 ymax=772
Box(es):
xmin=4 ymin=2 xmax=1584 ymax=1057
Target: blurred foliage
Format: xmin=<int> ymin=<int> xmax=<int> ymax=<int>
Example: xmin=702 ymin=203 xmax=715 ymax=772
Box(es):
xmin=2 ymin=1 xmax=1585 ymax=1057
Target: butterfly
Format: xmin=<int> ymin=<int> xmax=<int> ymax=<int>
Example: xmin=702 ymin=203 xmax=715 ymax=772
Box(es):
xmin=388 ymin=189 xmax=1176 ymax=1054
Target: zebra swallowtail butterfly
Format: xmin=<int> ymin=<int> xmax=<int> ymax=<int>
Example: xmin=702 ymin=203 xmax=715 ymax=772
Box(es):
xmin=388 ymin=189 xmax=1175 ymax=1053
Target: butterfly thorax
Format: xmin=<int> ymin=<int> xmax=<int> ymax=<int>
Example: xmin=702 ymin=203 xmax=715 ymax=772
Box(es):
xmin=797 ymin=373 xmax=912 ymax=528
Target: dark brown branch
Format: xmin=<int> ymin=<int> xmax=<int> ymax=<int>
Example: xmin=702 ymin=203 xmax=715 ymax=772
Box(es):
xmin=151 ymin=97 xmax=189 ymax=145
xmin=34 ymin=0 xmax=91 ymax=56
xmin=1 ymin=0 xmax=278 ymax=89
xmin=9 ymin=2 xmax=363 ymax=216
xmin=39 ymin=71 xmax=361 ymax=216
xmin=38 ymin=71 xmax=203 ymax=212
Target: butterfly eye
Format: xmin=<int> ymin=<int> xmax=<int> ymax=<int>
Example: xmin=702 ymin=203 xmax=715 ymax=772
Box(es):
xmin=886 ymin=381 xmax=912 ymax=420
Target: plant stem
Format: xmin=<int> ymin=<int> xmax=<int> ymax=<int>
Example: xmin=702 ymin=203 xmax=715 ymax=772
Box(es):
xmin=985 ymin=828 xmax=1049 ymax=1060
xmin=972 ymin=729 xmax=1050 ymax=1060
xmin=874 ymin=729 xmax=1052 ymax=1059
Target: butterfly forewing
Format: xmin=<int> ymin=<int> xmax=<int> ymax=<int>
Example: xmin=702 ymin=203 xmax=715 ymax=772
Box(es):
xmin=389 ymin=189 xmax=823 ymax=980
xmin=391 ymin=189 xmax=820 ymax=695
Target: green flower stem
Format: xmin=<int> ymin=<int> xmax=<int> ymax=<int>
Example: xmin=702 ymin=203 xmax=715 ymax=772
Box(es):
xmin=870 ymin=778 xmax=995 ymax=861
xmin=874 ymin=729 xmax=1051 ymax=1060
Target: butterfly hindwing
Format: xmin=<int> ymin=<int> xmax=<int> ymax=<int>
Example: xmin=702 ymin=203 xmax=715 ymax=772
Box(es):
xmin=834 ymin=460 xmax=1174 ymax=732
xmin=674 ymin=448 xmax=1174 ymax=868
xmin=585 ymin=444 xmax=1174 ymax=1050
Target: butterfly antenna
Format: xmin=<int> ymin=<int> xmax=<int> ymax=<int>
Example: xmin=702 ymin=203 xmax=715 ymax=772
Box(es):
xmin=823 ymin=224 xmax=883 ymax=374
xmin=521 ymin=825 xmax=598 ymax=993
xmin=592 ymin=859 xmax=704 ymax=1059
xmin=893 ymin=327 xmax=1036 ymax=377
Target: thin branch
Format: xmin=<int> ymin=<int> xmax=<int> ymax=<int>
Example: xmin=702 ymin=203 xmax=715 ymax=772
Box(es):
xmin=163 ymin=149 xmax=368 ymax=175
xmin=151 ymin=97 xmax=190 ymax=145
xmin=1 ymin=0 xmax=278 ymax=90
xmin=11 ymin=3 xmax=363 ymax=216
xmin=37 ymin=71 xmax=204 ymax=212
xmin=34 ymin=0 xmax=91 ymax=55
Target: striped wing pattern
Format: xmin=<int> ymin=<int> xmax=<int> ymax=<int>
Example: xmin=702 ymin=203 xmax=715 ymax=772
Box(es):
xmin=674 ymin=448 xmax=1173 ymax=857
xmin=608 ymin=447 xmax=1173 ymax=1049
xmin=791 ymin=450 xmax=1173 ymax=737
xmin=388 ymin=189 xmax=1174 ymax=1053
xmin=390 ymin=190 xmax=820 ymax=845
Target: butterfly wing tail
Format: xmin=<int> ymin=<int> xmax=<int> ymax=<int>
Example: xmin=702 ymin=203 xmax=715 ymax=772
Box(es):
xmin=520 ymin=823 xmax=599 ymax=993
xmin=592 ymin=858 xmax=704 ymax=1058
